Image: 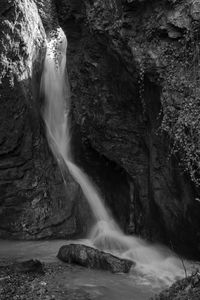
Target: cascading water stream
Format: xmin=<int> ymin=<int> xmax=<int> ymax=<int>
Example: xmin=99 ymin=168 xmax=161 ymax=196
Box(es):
xmin=41 ymin=28 xmax=112 ymax=224
xmin=41 ymin=28 xmax=192 ymax=287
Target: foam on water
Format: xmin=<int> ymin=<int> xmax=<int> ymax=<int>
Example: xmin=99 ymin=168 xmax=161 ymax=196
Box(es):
xmin=41 ymin=27 xmax=192 ymax=287
xmin=88 ymin=220 xmax=189 ymax=286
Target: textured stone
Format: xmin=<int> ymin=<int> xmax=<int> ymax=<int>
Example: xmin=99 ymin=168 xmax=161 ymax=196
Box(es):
xmin=0 ymin=0 xmax=92 ymax=239
xmin=56 ymin=0 xmax=200 ymax=257
xmin=152 ymin=273 xmax=200 ymax=300
xmin=167 ymin=7 xmax=191 ymax=29
xmin=190 ymin=0 xmax=200 ymax=21
xmin=12 ymin=260 xmax=44 ymax=274
xmin=57 ymin=243 xmax=134 ymax=273
xmin=1 ymin=0 xmax=200 ymax=260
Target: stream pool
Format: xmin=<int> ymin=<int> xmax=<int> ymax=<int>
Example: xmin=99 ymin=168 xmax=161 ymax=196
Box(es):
xmin=0 ymin=239 xmax=165 ymax=300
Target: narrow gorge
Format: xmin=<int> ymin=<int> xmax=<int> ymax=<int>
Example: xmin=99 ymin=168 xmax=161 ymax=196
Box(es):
xmin=1 ymin=0 xmax=200 ymax=299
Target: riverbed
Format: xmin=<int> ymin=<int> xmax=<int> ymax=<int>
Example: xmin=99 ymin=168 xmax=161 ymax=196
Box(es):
xmin=0 ymin=239 xmax=165 ymax=300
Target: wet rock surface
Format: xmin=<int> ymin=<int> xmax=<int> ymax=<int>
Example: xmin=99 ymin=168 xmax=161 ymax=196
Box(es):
xmin=1 ymin=0 xmax=200 ymax=260
xmin=57 ymin=243 xmax=134 ymax=273
xmin=11 ymin=259 xmax=45 ymax=274
xmin=0 ymin=262 xmax=95 ymax=300
xmin=152 ymin=271 xmax=200 ymax=300
xmin=0 ymin=0 xmax=92 ymax=239
xmin=55 ymin=0 xmax=200 ymax=257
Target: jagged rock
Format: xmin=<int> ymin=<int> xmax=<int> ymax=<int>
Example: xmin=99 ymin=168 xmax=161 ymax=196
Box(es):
xmin=1 ymin=0 xmax=200 ymax=262
xmin=57 ymin=244 xmax=134 ymax=273
xmin=56 ymin=0 xmax=200 ymax=257
xmin=190 ymin=0 xmax=200 ymax=21
xmin=167 ymin=6 xmax=191 ymax=29
xmin=152 ymin=272 xmax=200 ymax=300
xmin=0 ymin=0 xmax=92 ymax=239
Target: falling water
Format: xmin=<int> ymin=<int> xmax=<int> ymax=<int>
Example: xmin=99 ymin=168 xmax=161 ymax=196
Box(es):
xmin=41 ymin=28 xmax=191 ymax=287
xmin=41 ymin=28 xmax=112 ymax=223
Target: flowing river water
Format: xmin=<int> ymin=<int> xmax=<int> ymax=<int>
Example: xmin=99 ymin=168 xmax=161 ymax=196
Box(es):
xmin=0 ymin=27 xmax=193 ymax=300
xmin=0 ymin=239 xmax=164 ymax=300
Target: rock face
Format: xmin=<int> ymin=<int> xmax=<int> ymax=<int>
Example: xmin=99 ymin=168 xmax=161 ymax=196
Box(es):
xmin=55 ymin=0 xmax=200 ymax=256
xmin=57 ymin=243 xmax=134 ymax=273
xmin=152 ymin=272 xmax=200 ymax=300
xmin=0 ymin=0 xmax=92 ymax=239
xmin=1 ymin=0 xmax=200 ymax=259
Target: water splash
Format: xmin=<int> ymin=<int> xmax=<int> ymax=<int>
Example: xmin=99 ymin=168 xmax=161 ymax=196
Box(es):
xmin=41 ymin=28 xmax=191 ymax=287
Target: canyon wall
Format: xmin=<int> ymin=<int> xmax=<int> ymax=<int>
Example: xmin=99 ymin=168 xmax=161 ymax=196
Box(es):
xmin=0 ymin=0 xmax=91 ymax=239
xmin=56 ymin=0 xmax=200 ymax=256
xmin=1 ymin=0 xmax=200 ymax=257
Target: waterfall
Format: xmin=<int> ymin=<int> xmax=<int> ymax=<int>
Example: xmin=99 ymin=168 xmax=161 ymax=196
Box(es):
xmin=41 ymin=28 xmax=113 ymax=223
xmin=41 ymin=28 xmax=191 ymax=286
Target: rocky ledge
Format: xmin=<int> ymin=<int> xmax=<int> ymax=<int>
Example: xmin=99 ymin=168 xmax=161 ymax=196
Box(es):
xmin=0 ymin=0 xmax=92 ymax=240
xmin=57 ymin=243 xmax=134 ymax=273
xmin=152 ymin=271 xmax=200 ymax=300
xmin=55 ymin=0 xmax=200 ymax=257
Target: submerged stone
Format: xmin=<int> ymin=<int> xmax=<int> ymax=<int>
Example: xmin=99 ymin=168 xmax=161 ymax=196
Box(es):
xmin=12 ymin=259 xmax=45 ymax=274
xmin=57 ymin=244 xmax=134 ymax=273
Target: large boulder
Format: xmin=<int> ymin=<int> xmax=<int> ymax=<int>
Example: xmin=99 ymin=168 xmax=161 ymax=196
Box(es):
xmin=57 ymin=244 xmax=134 ymax=273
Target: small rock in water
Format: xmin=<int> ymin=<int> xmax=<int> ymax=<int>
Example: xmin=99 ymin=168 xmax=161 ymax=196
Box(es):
xmin=12 ymin=259 xmax=45 ymax=274
xmin=57 ymin=244 xmax=134 ymax=273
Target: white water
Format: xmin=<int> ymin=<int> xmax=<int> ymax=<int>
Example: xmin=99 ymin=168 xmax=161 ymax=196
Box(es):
xmin=41 ymin=28 xmax=192 ymax=287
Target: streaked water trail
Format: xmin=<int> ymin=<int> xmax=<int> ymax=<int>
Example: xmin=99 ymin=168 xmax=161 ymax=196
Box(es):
xmin=41 ymin=27 xmax=192 ymax=287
